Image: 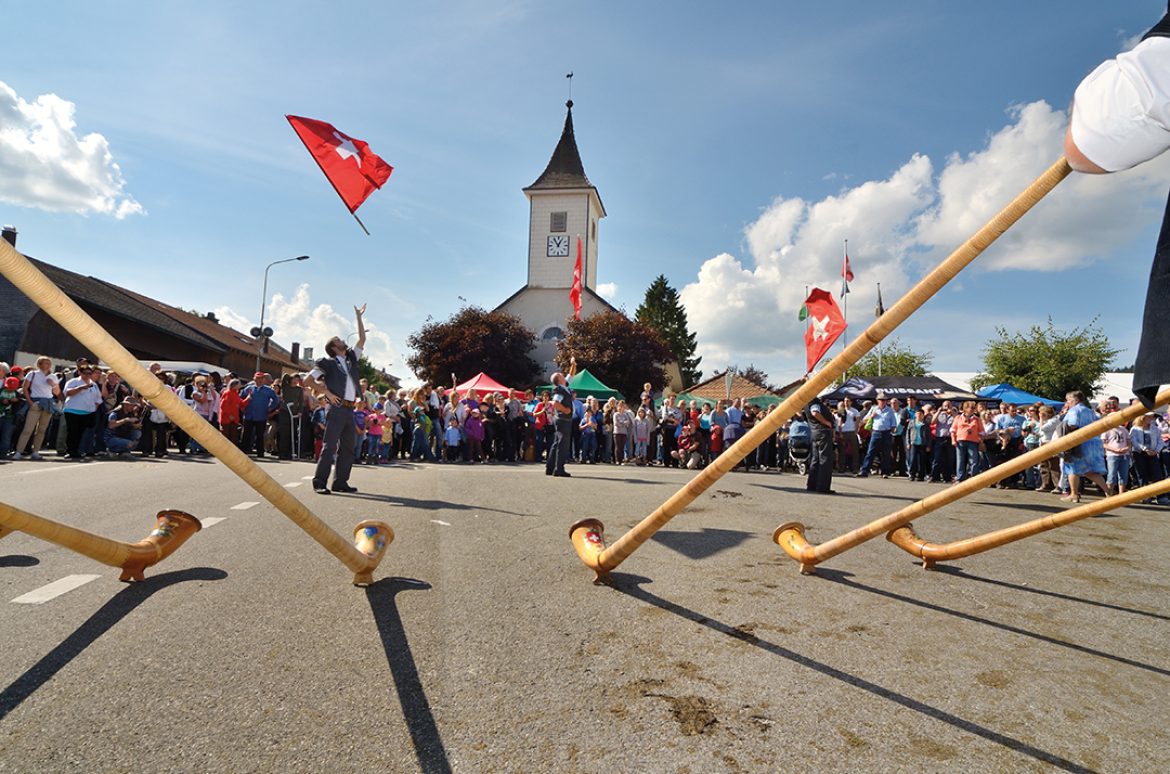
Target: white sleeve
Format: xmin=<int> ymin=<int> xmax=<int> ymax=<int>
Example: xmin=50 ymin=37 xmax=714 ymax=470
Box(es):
xmin=308 ymin=366 xmax=324 ymax=380
xmin=1071 ymin=37 xmax=1170 ymax=172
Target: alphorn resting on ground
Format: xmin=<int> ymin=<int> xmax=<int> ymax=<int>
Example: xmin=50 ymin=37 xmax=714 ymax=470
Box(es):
xmin=0 ymin=236 xmax=394 ymax=587
xmin=570 ymin=158 xmax=1072 ymax=581
xmin=0 ymin=503 xmax=201 ymax=582
xmin=774 ymin=388 xmax=1170 ymax=574
xmin=886 ymin=475 xmax=1170 ymax=568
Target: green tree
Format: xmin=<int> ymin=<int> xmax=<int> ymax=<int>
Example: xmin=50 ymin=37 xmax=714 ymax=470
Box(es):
xmin=970 ymin=318 xmax=1119 ymax=400
xmin=729 ymin=363 xmax=772 ymax=392
xmin=406 ymin=306 xmax=540 ymax=389
xmin=356 ymin=356 xmax=399 ymax=393
xmin=556 ymin=310 xmax=674 ymax=401
xmin=849 ymin=339 xmax=932 ymax=378
xmin=635 ymin=274 xmax=702 ymax=385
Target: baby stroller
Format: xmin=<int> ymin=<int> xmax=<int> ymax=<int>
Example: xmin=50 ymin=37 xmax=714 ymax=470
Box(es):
xmin=788 ymin=419 xmax=812 ymax=475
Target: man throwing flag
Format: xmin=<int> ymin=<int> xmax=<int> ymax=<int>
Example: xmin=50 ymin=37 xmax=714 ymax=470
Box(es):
xmin=305 ymin=304 xmax=368 ymax=494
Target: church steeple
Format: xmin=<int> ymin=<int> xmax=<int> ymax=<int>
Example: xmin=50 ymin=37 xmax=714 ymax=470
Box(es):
xmin=525 ymin=100 xmax=596 ymax=192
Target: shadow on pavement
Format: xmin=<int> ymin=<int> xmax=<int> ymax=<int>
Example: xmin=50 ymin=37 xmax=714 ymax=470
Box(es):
xmin=0 ymin=566 xmax=227 ymax=722
xmin=340 ymin=492 xmax=526 ymax=518
xmin=365 ymin=578 xmax=452 ymax=774
xmin=652 ymin=528 xmax=755 ymax=560
xmin=0 ymin=555 xmax=39 ymax=568
xmin=933 ymin=565 xmax=1170 ymax=622
xmin=606 ymin=572 xmax=1095 ymax=774
xmin=816 ymin=568 xmax=1170 ymax=677
xmin=749 ymin=483 xmax=921 ymax=503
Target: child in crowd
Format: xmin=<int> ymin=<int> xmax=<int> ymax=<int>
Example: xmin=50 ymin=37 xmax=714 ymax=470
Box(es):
xmin=709 ymin=423 xmax=724 ymax=458
xmin=366 ymin=403 xmax=385 ymax=464
xmin=579 ymin=408 xmax=597 ymax=463
xmin=411 ymin=405 xmax=434 ymax=461
xmin=464 ymin=408 xmax=484 ymax=462
xmin=312 ymin=402 xmax=328 ymax=461
xmin=907 ymin=409 xmax=928 ymax=481
xmin=444 ymin=417 xmax=462 ymax=462
xmin=219 ymin=379 xmax=242 ymax=447
xmin=633 ymin=408 xmax=650 ymax=465
xmin=352 ymin=399 xmax=369 ymax=463
xmin=0 ymin=376 xmax=23 ymax=458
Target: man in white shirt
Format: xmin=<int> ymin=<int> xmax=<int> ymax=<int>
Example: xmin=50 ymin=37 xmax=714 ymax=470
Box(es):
xmin=835 ymin=397 xmax=860 ymax=474
xmin=1065 ymin=7 xmax=1170 ymax=408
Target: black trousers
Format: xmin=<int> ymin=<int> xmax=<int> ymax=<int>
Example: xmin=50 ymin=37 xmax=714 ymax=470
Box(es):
xmin=314 ymin=405 xmax=355 ymax=488
xmin=242 ymin=419 xmax=267 ymax=457
xmin=546 ymin=419 xmax=572 ymax=474
xmin=1135 ymin=187 xmax=1170 ymax=408
xmin=806 ymin=430 xmax=835 ymax=492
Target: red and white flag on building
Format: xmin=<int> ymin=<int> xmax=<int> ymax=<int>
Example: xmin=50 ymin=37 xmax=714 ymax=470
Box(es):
xmin=286 ymin=115 xmax=393 ymax=232
xmin=803 ymin=288 xmax=847 ymax=373
xmin=570 ymin=236 xmax=583 ymax=319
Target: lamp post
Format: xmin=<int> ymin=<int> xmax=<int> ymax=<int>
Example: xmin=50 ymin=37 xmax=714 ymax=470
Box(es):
xmin=254 ymin=255 xmax=309 ymax=372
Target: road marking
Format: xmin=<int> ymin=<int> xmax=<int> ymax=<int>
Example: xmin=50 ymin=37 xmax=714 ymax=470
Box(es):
xmin=200 ymin=517 xmax=227 ymax=528
xmin=301 ymin=475 xmax=314 ymax=480
xmin=20 ymin=462 xmax=111 ymax=476
xmin=430 ymin=519 xmax=451 ymax=526
xmin=284 ymin=482 xmax=302 ymax=488
xmin=231 ymin=502 xmax=260 ymax=510
xmin=12 ymin=574 xmax=102 ymax=604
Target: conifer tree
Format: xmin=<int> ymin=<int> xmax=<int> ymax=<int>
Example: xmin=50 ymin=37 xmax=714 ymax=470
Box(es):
xmin=635 ymin=275 xmax=702 ymax=385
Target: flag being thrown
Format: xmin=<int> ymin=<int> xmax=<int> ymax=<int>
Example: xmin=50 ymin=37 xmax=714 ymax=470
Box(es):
xmin=803 ymin=288 xmax=847 ymax=373
xmin=286 ymin=115 xmax=394 ymax=234
xmin=570 ymin=235 xmax=583 ymax=319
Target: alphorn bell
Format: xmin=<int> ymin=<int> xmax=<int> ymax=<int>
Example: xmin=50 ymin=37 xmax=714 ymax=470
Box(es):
xmin=0 ymin=502 xmax=201 ymax=582
xmin=775 ymin=389 xmax=1170 ymax=573
xmin=0 ymin=238 xmax=393 ymax=587
xmin=570 ymin=158 xmax=1072 ymax=581
xmin=887 ymin=464 xmax=1170 ymax=569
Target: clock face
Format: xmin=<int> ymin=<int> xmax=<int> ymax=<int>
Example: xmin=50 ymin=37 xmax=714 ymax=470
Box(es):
xmin=547 ymin=234 xmax=570 ymax=257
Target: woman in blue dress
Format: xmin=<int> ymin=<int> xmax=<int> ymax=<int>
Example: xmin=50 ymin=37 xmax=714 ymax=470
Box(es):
xmin=1060 ymin=390 xmax=1108 ymax=503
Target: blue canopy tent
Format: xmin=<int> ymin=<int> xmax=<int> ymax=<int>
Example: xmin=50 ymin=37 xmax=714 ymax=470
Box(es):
xmin=976 ymin=382 xmax=1062 ymax=407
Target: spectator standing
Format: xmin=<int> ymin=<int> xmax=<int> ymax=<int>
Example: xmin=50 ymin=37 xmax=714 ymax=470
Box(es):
xmin=835 ymin=397 xmax=860 ymax=474
xmin=805 ymin=395 xmax=836 ymax=494
xmin=241 ymin=372 xmax=280 ymax=458
xmin=858 ymin=394 xmax=896 ymax=478
xmin=1059 ymin=391 xmax=1109 ymax=504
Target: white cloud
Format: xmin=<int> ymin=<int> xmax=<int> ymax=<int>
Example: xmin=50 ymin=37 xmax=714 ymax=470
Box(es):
xmin=680 ymin=99 xmax=1170 ymax=380
xmin=0 ymin=80 xmax=143 ymax=218
xmin=596 ymin=281 xmax=619 ymax=300
xmin=215 ymin=283 xmax=403 ymax=376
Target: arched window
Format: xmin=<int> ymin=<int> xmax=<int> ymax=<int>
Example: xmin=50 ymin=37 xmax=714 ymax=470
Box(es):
xmin=541 ymin=326 xmax=563 ymax=341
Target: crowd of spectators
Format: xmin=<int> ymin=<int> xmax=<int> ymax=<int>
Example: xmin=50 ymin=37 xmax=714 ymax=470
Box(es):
xmin=3 ymin=358 xmax=1167 ymax=508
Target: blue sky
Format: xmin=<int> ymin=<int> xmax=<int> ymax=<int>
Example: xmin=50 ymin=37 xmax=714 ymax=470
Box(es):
xmin=1 ymin=2 xmax=1165 ymax=384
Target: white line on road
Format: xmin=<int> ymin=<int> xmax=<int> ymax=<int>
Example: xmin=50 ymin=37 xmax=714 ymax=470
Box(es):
xmin=231 ymin=502 xmax=260 ymax=510
xmin=301 ymin=475 xmax=314 ymax=480
xmin=12 ymin=574 xmax=102 ymax=604
xmin=20 ymin=462 xmax=111 ymax=476
xmin=200 ymin=517 xmax=227 ymax=528
xmin=284 ymin=482 xmax=302 ymax=488
xmin=430 ymin=519 xmax=451 ymax=526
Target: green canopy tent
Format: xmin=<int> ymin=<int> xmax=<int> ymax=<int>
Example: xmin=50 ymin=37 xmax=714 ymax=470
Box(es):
xmin=537 ymin=368 xmax=625 ymax=402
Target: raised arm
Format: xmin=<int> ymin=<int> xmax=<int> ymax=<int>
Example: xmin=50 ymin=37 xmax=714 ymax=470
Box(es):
xmin=354 ymin=303 xmax=367 ymax=351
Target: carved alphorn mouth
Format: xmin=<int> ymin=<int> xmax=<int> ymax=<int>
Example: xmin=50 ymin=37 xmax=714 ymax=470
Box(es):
xmin=0 ymin=503 xmax=201 ymax=582
xmin=887 ymin=476 xmax=1170 ymax=568
xmin=0 ymin=236 xmax=394 ymax=586
xmin=775 ymin=389 xmax=1170 ymax=574
xmin=569 ymin=159 xmax=1072 ymax=581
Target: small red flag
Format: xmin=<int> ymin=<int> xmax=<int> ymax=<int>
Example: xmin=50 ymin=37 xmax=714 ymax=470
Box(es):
xmin=803 ymin=288 xmax=847 ymax=373
xmin=842 ymin=251 xmax=854 ymax=283
xmin=570 ymin=236 xmax=583 ymax=320
xmin=286 ymin=115 xmax=393 ymax=214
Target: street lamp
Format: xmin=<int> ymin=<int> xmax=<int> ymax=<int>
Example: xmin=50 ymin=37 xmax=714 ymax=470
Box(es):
xmin=253 ymin=255 xmax=309 ymax=372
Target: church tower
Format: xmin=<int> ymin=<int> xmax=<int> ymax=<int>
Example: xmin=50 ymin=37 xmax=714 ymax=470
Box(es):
xmin=522 ymin=100 xmax=605 ymax=290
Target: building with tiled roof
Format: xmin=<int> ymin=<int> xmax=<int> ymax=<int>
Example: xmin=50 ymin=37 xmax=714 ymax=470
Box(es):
xmin=681 ymin=370 xmax=778 ymax=403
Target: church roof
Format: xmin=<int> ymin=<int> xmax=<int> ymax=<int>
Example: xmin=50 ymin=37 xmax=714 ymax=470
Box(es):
xmin=525 ymin=101 xmax=598 ymax=194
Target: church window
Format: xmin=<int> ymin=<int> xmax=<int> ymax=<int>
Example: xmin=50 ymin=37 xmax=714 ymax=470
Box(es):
xmin=541 ymin=326 xmax=563 ymax=341
xmin=591 ymin=219 xmax=596 ymax=240
xmin=550 ymin=212 xmax=567 ymax=232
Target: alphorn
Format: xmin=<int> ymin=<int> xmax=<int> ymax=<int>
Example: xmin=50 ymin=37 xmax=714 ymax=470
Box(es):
xmin=0 ymin=238 xmax=394 ymax=586
xmin=887 ymin=475 xmax=1170 ymax=567
xmin=775 ymin=389 xmax=1170 ymax=573
xmin=570 ymin=158 xmax=1072 ymax=581
xmin=0 ymin=503 xmax=200 ymax=582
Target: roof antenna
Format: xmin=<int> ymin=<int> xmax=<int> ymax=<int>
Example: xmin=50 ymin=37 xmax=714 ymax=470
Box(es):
xmin=566 ymin=72 xmax=573 ymax=107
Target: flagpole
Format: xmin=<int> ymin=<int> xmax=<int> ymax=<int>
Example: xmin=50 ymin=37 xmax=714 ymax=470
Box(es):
xmin=351 ymin=211 xmax=371 ymax=236
xmin=876 ymin=281 xmax=883 ymax=377
xmin=841 ymin=239 xmax=849 ymax=382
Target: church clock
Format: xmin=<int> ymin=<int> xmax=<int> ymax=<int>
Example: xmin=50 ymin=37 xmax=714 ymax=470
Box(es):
xmin=546 ymin=234 xmax=570 ymax=257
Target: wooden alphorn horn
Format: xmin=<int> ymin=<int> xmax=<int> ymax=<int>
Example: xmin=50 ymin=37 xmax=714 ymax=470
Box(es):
xmin=0 ymin=502 xmax=201 ymax=582
xmin=570 ymin=158 xmax=1072 ymax=581
xmin=0 ymin=238 xmax=393 ymax=587
xmin=775 ymin=389 xmax=1170 ymax=573
xmin=887 ymin=476 xmax=1170 ymax=568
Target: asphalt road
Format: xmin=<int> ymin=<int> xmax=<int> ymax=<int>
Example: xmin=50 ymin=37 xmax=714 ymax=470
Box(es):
xmin=1 ymin=453 xmax=1168 ymax=773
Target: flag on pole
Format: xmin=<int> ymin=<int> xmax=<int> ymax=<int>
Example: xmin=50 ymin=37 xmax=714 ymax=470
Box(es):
xmin=875 ymin=283 xmax=885 ymax=318
xmin=841 ymin=248 xmax=854 ymax=297
xmin=798 ymin=303 xmax=808 ymax=322
xmin=570 ymin=235 xmax=583 ymax=319
xmin=803 ymin=288 xmax=847 ymax=373
xmin=286 ymin=115 xmax=394 ymax=224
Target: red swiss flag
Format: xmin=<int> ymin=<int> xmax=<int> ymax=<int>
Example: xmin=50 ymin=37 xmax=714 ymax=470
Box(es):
xmin=570 ymin=236 xmax=583 ymax=319
xmin=286 ymin=115 xmax=393 ymax=213
xmin=803 ymin=288 xmax=846 ymax=373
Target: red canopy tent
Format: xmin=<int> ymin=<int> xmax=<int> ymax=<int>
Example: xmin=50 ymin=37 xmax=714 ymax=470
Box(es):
xmin=454 ymin=372 xmax=523 ymax=398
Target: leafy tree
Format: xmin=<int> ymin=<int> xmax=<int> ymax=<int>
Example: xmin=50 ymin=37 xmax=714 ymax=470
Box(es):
xmin=406 ymin=306 xmax=540 ymax=388
xmin=357 ymin=356 xmax=399 ymax=393
xmin=729 ymin=363 xmax=772 ymax=392
xmin=635 ymin=274 xmax=702 ymax=385
xmin=850 ymin=339 xmax=932 ymax=378
xmin=556 ymin=310 xmax=674 ymax=401
xmin=970 ymin=318 xmax=1119 ymax=399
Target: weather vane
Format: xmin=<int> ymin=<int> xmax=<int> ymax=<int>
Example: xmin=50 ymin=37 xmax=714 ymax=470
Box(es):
xmin=566 ymin=72 xmax=573 ymax=102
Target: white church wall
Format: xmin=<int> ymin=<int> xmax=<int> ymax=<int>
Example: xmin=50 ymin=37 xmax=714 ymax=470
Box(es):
xmin=527 ymin=190 xmax=600 ymax=289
